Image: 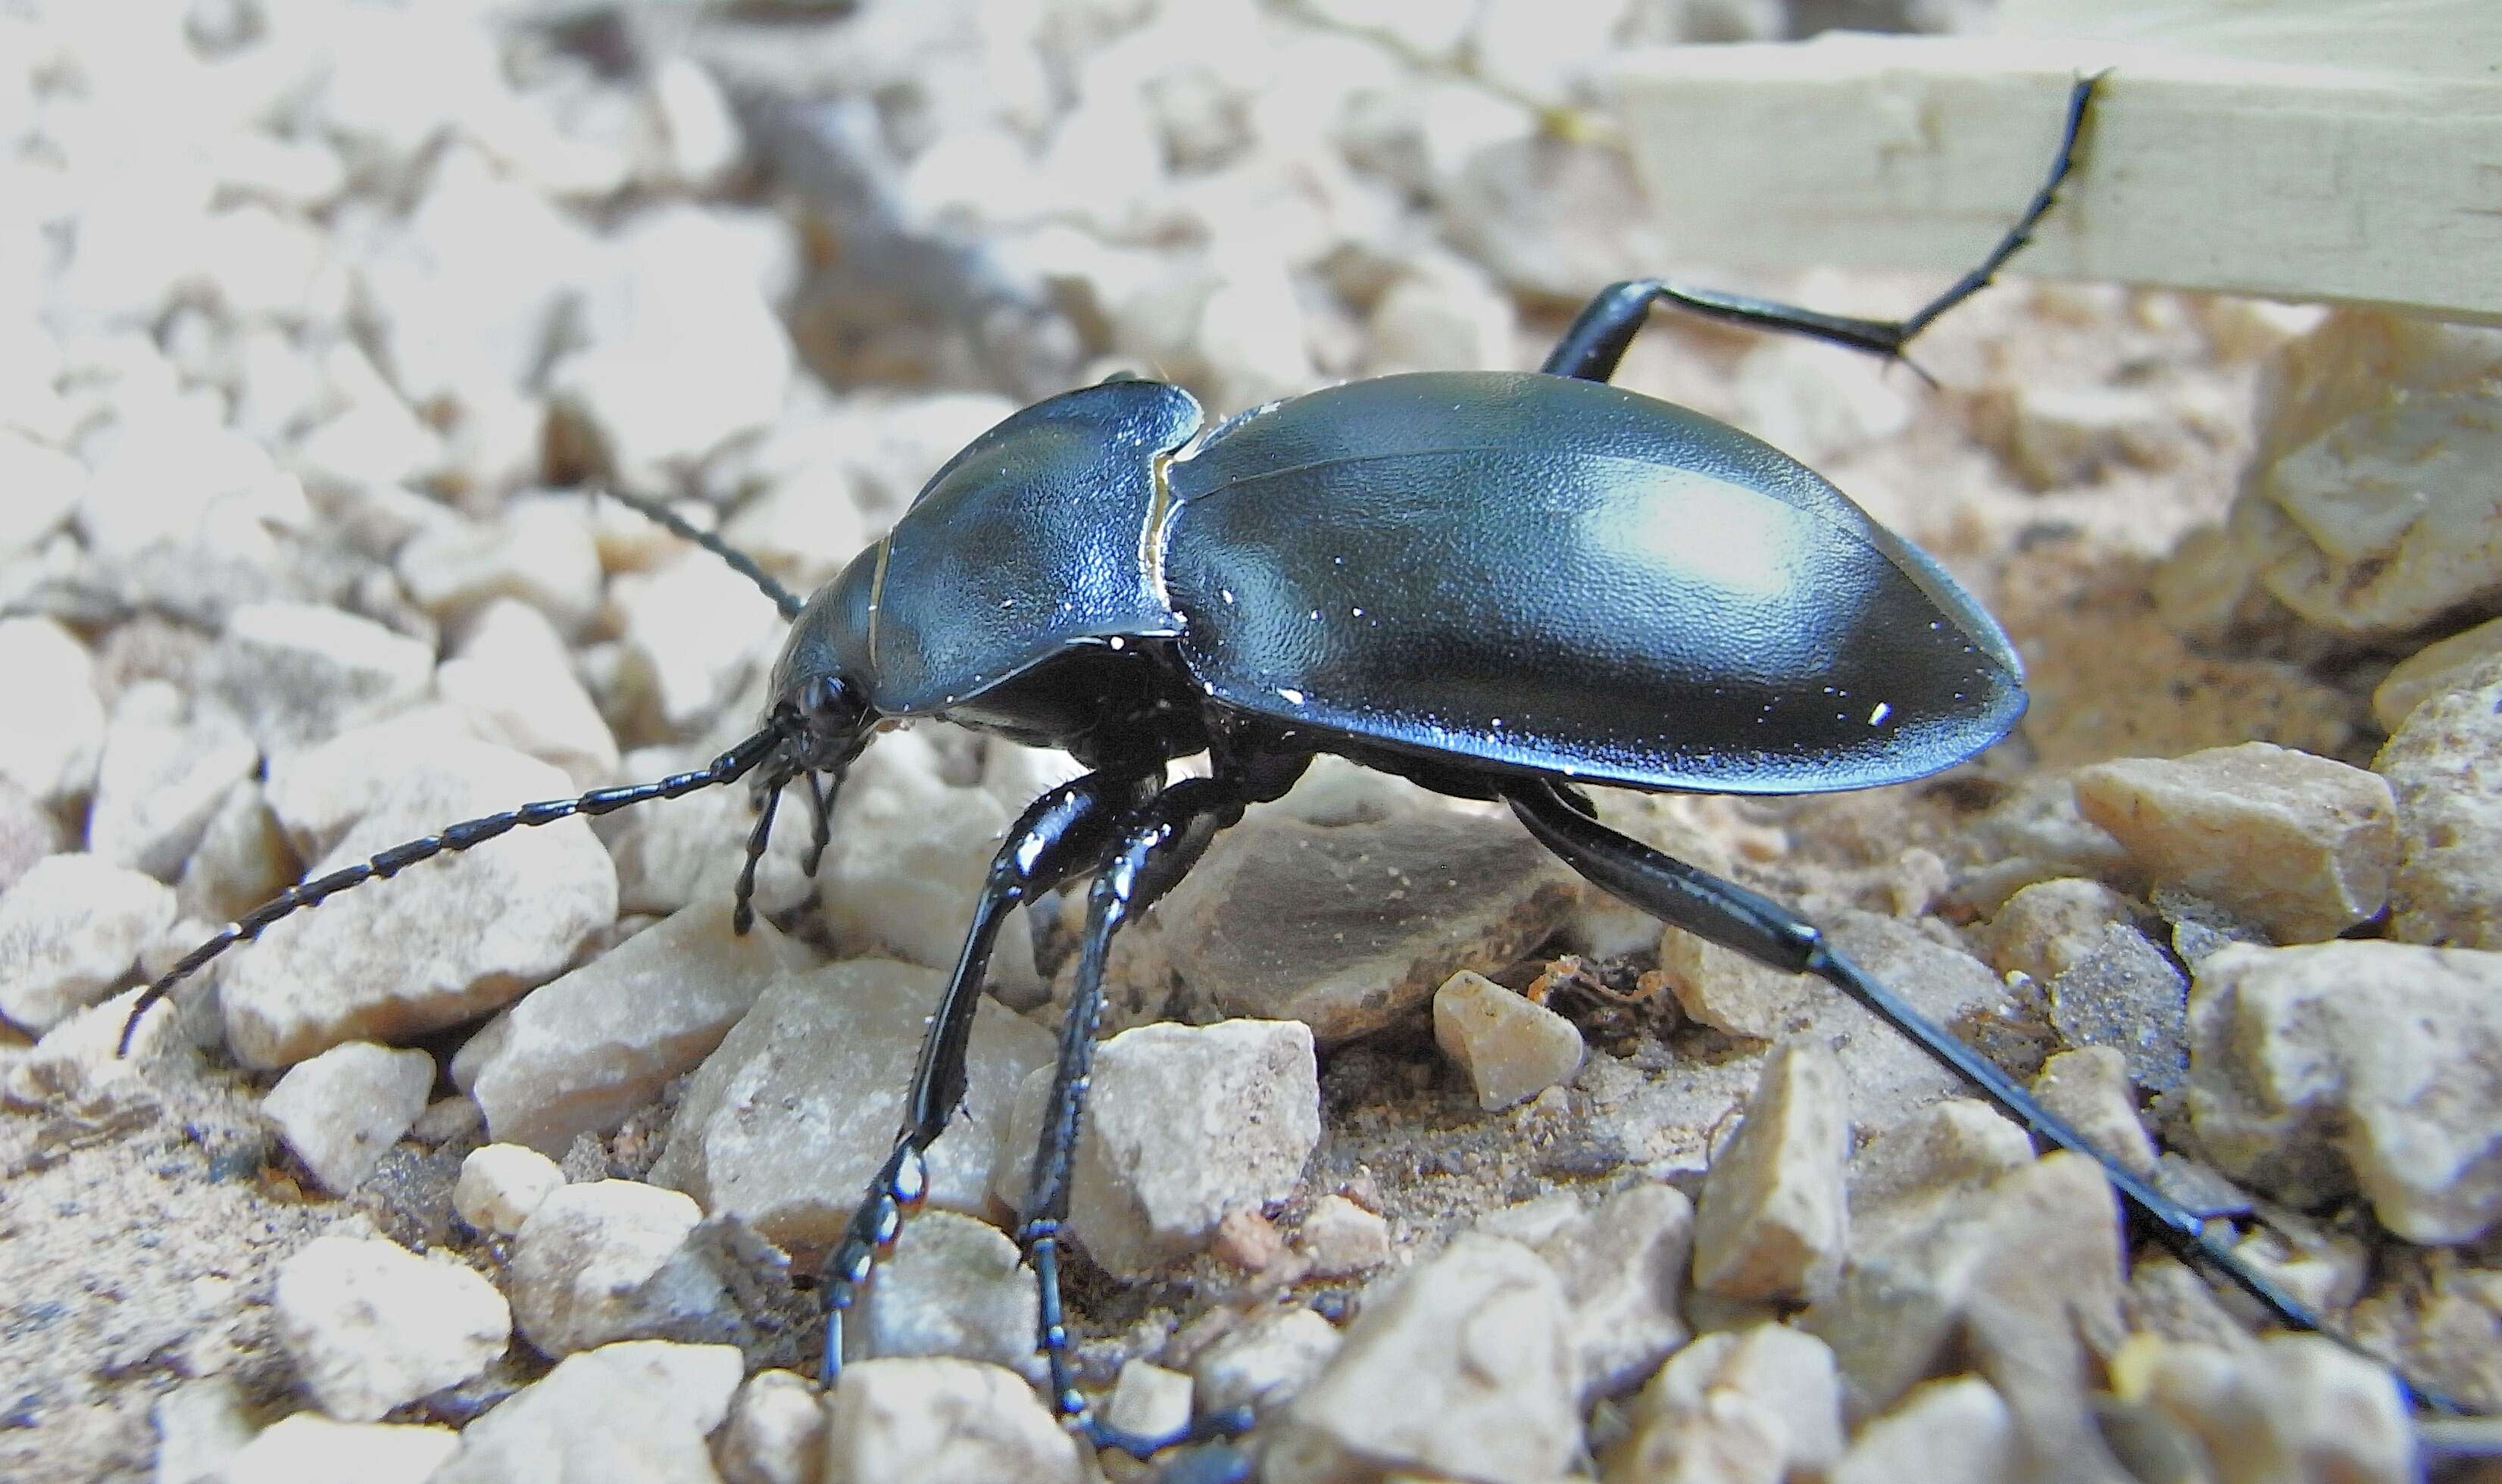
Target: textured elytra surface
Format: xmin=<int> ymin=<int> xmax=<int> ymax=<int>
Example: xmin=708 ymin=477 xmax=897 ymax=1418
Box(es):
xmin=2 ymin=2 xmax=2497 ymax=1482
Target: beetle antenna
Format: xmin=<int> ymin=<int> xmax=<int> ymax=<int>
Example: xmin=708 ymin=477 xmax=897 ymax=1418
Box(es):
xmin=116 ymin=726 xmax=786 ymax=1058
xmin=595 ymin=487 xmax=807 ymax=621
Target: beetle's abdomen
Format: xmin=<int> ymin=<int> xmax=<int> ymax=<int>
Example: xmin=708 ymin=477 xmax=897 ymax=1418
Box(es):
xmin=1161 ymin=372 xmax=2023 ymax=795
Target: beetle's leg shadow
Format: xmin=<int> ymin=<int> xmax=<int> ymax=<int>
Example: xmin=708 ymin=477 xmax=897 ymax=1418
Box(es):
xmin=818 ymin=765 xmax=1159 ymax=1377
xmin=1539 ymin=74 xmax=2098 ymax=383
xmin=1014 ymin=773 xmax=1263 ymax=1460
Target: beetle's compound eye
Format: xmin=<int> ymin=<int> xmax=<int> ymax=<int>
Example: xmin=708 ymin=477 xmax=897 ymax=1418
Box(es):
xmin=801 ymin=674 xmax=864 ymax=735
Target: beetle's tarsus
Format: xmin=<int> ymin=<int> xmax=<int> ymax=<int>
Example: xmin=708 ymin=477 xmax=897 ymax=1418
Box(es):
xmin=1540 ymin=75 xmax=2099 ymax=383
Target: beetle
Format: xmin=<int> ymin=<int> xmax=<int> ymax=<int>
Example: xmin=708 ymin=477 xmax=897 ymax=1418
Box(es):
xmin=117 ymin=76 xmax=2404 ymax=1458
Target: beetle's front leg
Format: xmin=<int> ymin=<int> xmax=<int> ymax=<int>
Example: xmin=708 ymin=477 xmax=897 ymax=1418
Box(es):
xmin=1017 ymin=774 xmax=1260 ymax=1460
xmin=1540 ymin=76 xmax=2097 ymax=383
xmin=819 ymin=764 xmax=1159 ymax=1379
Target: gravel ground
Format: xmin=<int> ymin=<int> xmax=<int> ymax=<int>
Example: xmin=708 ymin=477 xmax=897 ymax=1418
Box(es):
xmin=3 ymin=3 xmax=2500 ymax=1482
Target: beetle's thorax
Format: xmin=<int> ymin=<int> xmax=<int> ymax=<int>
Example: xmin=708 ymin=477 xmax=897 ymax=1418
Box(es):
xmin=795 ymin=376 xmax=1204 ymax=740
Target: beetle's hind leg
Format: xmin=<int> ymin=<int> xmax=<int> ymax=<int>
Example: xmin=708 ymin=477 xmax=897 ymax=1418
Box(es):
xmin=817 ymin=767 xmax=1157 ymax=1379
xmin=1013 ymin=773 xmax=1261 ymax=1460
xmin=1538 ymin=75 xmax=2097 ymax=383
xmin=1501 ymin=779 xmax=2463 ymax=1410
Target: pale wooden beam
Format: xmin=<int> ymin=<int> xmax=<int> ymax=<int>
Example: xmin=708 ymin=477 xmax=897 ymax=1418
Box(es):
xmin=1607 ymin=2 xmax=2502 ymax=322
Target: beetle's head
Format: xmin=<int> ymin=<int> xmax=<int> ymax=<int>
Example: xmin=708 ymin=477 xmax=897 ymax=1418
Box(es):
xmin=764 ymin=545 xmax=880 ymax=776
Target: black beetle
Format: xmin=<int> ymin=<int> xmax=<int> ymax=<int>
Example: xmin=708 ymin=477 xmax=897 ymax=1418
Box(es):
xmin=118 ymin=76 xmax=2402 ymax=1458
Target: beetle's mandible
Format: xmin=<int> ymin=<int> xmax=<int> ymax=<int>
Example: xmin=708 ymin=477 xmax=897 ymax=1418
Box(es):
xmin=114 ymin=75 xmax=2434 ymax=1464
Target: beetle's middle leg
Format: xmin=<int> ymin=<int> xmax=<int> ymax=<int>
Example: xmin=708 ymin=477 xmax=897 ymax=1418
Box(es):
xmin=1539 ymin=75 xmax=2097 ymax=383
xmin=818 ymin=764 xmax=1159 ymax=1379
xmin=1017 ymin=772 xmax=1263 ymax=1458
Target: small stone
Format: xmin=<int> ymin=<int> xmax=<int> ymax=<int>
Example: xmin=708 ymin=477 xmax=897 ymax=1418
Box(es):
xmin=1103 ymin=1360 xmax=1193 ymax=1445
xmin=842 ymin=1210 xmax=1038 ymax=1378
xmin=2136 ymin=1333 xmax=2412 ymax=1484
xmin=1829 ymin=1376 xmax=2017 ymax=1484
xmin=2041 ymin=923 xmax=2192 ymax=1096
xmin=1629 ymin=1323 xmax=1844 ymax=1482
xmin=1981 ymin=878 xmax=2141 ymax=984
xmin=1189 ymin=1305 xmax=1342 ymax=1419
xmin=454 ymin=1142 xmax=567 ymax=1236
xmin=386 ymin=1083 xmax=473 ymax=1142
xmin=0 ymin=617 xmax=103 ymax=806
xmin=821 ymin=1358 xmax=1082 ymax=1484
xmin=1657 ymin=929 xmax=1816 ymax=1041
xmin=1296 ymin=1193 xmax=1392 ymax=1279
xmin=506 ymin=1181 xmax=729 ymax=1357
xmin=1692 ymin=1038 xmax=1849 ymax=1305
xmin=2377 ymin=655 xmax=2502 ymax=950
xmin=1806 ymin=1155 xmax=2122 ymax=1476
xmin=1846 ymin=1099 xmax=2038 ymax=1251
xmin=207 ymin=1413 xmax=459 ymax=1484
xmin=86 ymin=681 xmax=258 ymax=881
xmin=429 ymin=1340 xmax=744 ymax=1484
xmin=992 ymin=1019 xmax=1321 ymax=1276
xmin=2372 ymin=615 xmax=2502 ymax=732
xmin=2029 ymin=1047 xmax=2157 ymax=1179
xmin=654 ymin=960 xmax=1051 ymax=1250
xmin=1210 ymin=1206 xmax=1292 ymax=1273
xmin=467 ymin=895 xmax=815 ymax=1154
xmin=2073 ymin=742 xmax=2397 ymax=942
xmin=0 ymin=852 xmax=177 ymax=1033
xmin=717 ymin=1369 xmax=826 ymax=1484
xmin=1482 ymin=1182 xmax=1695 ymax=1404
xmin=1101 ymin=805 xmax=1579 ymax=1045
xmin=436 ymin=598 xmax=620 ymax=791
xmin=273 ymin=1233 xmax=511 ymax=1421
xmin=2185 ymin=939 xmax=2502 ymax=1242
xmin=261 ymin=1041 xmax=435 ymax=1194
xmin=1432 ymin=970 xmax=1586 ymax=1111
xmin=1982 ymin=382 xmax=2181 ymax=492
xmin=204 ymin=601 xmax=435 ymax=752
xmin=220 ymin=740 xmax=617 ymax=1068
xmin=2229 ymin=309 xmax=2502 ymax=634
xmin=1277 ymin=1233 xmax=1579 ymax=1484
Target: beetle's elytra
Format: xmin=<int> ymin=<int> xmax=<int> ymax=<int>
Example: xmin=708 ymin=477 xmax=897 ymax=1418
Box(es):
xmin=115 ymin=74 xmax=2429 ymax=1463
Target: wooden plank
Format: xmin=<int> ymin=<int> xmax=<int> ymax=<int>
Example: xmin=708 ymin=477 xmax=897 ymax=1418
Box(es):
xmin=1607 ymin=14 xmax=2502 ymax=322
